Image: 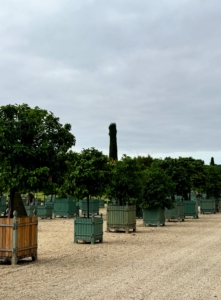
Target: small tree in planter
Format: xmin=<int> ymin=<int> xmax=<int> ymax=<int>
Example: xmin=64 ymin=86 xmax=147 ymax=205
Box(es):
xmin=200 ymin=165 xmax=221 ymax=213
xmin=70 ymin=148 xmax=110 ymax=243
xmin=106 ymin=155 xmax=142 ymax=233
xmin=140 ymin=165 xmax=175 ymax=226
xmin=0 ymin=104 xmax=75 ymax=263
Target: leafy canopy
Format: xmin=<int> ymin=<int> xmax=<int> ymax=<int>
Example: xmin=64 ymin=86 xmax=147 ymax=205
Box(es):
xmin=107 ymin=155 xmax=142 ymax=205
xmin=0 ymin=103 xmax=76 ymax=193
xmin=140 ymin=164 xmax=175 ymax=209
xmin=69 ymin=148 xmax=110 ymax=199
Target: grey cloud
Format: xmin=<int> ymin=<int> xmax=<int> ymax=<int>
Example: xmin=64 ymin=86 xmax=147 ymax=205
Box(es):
xmin=1 ymin=0 xmax=221 ymax=164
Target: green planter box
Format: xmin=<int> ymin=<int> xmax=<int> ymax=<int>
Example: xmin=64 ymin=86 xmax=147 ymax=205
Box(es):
xmin=165 ymin=201 xmax=185 ymax=222
xmin=37 ymin=203 xmax=53 ymax=219
xmin=215 ymin=199 xmax=220 ymax=212
xmin=0 ymin=196 xmax=7 ymax=216
xmin=183 ymin=200 xmax=198 ymax=218
xmin=25 ymin=205 xmax=38 ymax=216
xmin=54 ymin=198 xmax=78 ymax=218
xmin=82 ymin=199 xmax=100 ymax=215
xmin=200 ymin=199 xmax=216 ymax=214
xmin=136 ymin=207 xmax=143 ymax=219
xmin=143 ymin=207 xmax=165 ymax=226
xmin=99 ymin=199 xmax=105 ymax=208
xmin=77 ymin=200 xmax=83 ymax=210
xmin=74 ymin=215 xmax=103 ymax=244
xmin=106 ymin=204 xmax=136 ymax=233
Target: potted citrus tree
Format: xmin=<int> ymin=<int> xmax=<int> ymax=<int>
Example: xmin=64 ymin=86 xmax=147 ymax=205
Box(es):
xmin=106 ymin=155 xmax=142 ymax=233
xmin=140 ymin=165 xmax=175 ymax=226
xmin=69 ymin=148 xmax=110 ymax=244
xmin=0 ymin=104 xmax=75 ymax=264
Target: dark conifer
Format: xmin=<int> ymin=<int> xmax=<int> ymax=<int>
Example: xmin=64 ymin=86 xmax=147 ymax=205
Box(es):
xmin=109 ymin=123 xmax=118 ymax=160
xmin=210 ymin=157 xmax=215 ymax=166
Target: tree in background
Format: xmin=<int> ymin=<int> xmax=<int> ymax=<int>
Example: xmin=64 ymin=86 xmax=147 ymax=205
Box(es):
xmin=210 ymin=157 xmax=215 ymax=166
xmin=133 ymin=155 xmax=153 ymax=170
xmin=204 ymin=165 xmax=221 ymax=198
xmin=153 ymin=157 xmax=205 ymax=200
xmin=109 ymin=123 xmax=118 ymax=161
xmin=69 ymin=148 xmax=111 ymax=218
xmin=140 ymin=164 xmax=175 ymax=209
xmin=0 ymin=104 xmax=76 ymax=217
xmin=107 ymin=155 xmax=143 ymax=205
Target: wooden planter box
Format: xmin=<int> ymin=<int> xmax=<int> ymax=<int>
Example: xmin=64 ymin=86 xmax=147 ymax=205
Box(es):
xmin=25 ymin=205 xmax=38 ymax=216
xmin=200 ymin=199 xmax=216 ymax=214
xmin=74 ymin=215 xmax=103 ymax=244
xmin=37 ymin=203 xmax=53 ymax=219
xmin=53 ymin=198 xmax=78 ymax=218
xmin=106 ymin=204 xmax=136 ymax=233
xmin=143 ymin=207 xmax=165 ymax=226
xmin=81 ymin=199 xmax=100 ymax=215
xmin=165 ymin=201 xmax=185 ymax=222
xmin=183 ymin=200 xmax=198 ymax=218
xmin=0 ymin=211 xmax=38 ymax=264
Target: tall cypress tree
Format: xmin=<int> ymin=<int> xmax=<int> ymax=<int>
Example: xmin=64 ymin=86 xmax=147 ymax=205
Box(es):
xmin=109 ymin=123 xmax=118 ymax=160
xmin=210 ymin=157 xmax=215 ymax=166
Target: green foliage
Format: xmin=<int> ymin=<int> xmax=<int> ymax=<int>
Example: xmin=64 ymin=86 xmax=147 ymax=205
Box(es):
xmin=210 ymin=157 xmax=215 ymax=166
xmin=107 ymin=155 xmax=142 ymax=205
xmin=69 ymin=148 xmax=110 ymax=200
xmin=140 ymin=166 xmax=175 ymax=209
xmin=109 ymin=123 xmax=118 ymax=161
xmin=152 ymin=157 xmax=205 ymax=200
xmin=0 ymin=103 xmax=76 ymax=194
xmin=203 ymin=165 xmax=221 ymax=198
xmin=133 ymin=155 xmax=153 ymax=170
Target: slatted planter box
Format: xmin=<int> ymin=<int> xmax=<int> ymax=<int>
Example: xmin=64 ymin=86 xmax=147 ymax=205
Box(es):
xmin=99 ymin=199 xmax=105 ymax=208
xmin=0 ymin=196 xmax=7 ymax=216
xmin=74 ymin=215 xmax=103 ymax=244
xmin=165 ymin=201 xmax=185 ymax=222
xmin=143 ymin=207 xmax=165 ymax=226
xmin=81 ymin=199 xmax=100 ymax=215
xmin=37 ymin=203 xmax=53 ymax=219
xmin=0 ymin=212 xmax=38 ymax=264
xmin=136 ymin=207 xmax=143 ymax=219
xmin=106 ymin=204 xmax=136 ymax=233
xmin=25 ymin=205 xmax=38 ymax=217
xmin=215 ymin=199 xmax=220 ymax=212
xmin=53 ymin=198 xmax=78 ymax=218
xmin=183 ymin=201 xmax=198 ymax=218
xmin=200 ymin=199 xmax=216 ymax=214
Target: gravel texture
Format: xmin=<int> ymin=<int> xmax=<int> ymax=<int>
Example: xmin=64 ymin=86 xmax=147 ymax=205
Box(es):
xmin=1 ymin=208 xmax=221 ymax=300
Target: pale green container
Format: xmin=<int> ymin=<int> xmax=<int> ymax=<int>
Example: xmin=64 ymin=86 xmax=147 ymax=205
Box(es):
xmin=37 ymin=203 xmax=53 ymax=219
xmin=81 ymin=199 xmax=100 ymax=215
xmin=106 ymin=203 xmax=136 ymax=233
xmin=0 ymin=196 xmax=7 ymax=215
xmin=200 ymin=199 xmax=216 ymax=214
xmin=54 ymin=198 xmax=78 ymax=218
xmin=25 ymin=205 xmax=38 ymax=216
xmin=143 ymin=207 xmax=165 ymax=226
xmin=74 ymin=215 xmax=103 ymax=244
xmin=165 ymin=201 xmax=185 ymax=222
xmin=183 ymin=200 xmax=198 ymax=218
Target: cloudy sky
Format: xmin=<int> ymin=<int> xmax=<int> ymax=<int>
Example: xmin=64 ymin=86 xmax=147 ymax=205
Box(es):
xmin=1 ymin=0 xmax=221 ymax=164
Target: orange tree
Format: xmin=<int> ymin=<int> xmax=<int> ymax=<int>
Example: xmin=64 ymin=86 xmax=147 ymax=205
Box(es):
xmin=0 ymin=104 xmax=75 ymax=217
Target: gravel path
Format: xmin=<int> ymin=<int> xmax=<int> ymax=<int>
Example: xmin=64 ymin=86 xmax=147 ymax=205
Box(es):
xmin=1 ymin=208 xmax=221 ymax=300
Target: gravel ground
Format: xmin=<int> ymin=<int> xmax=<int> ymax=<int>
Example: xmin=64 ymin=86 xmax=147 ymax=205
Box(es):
xmin=1 ymin=208 xmax=221 ymax=300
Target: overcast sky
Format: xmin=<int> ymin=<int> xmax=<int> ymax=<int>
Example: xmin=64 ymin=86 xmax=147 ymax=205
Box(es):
xmin=1 ymin=0 xmax=221 ymax=164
